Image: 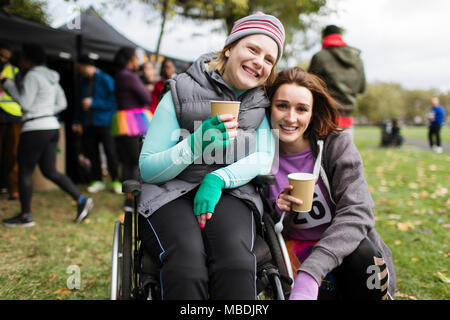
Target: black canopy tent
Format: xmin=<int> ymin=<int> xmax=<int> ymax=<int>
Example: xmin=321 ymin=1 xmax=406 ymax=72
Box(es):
xmin=1 ymin=7 xmax=192 ymax=183
xmin=58 ymin=6 xmax=191 ymax=71
xmin=59 ymin=6 xmax=141 ymax=62
xmin=0 ymin=9 xmax=77 ymax=59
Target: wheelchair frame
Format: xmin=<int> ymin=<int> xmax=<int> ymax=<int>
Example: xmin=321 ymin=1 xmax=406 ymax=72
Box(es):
xmin=110 ymin=176 xmax=294 ymax=300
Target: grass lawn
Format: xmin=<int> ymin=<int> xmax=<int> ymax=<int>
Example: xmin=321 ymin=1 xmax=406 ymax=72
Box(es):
xmin=0 ymin=126 xmax=448 ymax=300
xmin=400 ymin=125 xmax=450 ymax=144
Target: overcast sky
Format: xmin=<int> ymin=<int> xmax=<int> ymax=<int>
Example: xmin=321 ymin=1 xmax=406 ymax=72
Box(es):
xmin=49 ymin=0 xmax=450 ymax=92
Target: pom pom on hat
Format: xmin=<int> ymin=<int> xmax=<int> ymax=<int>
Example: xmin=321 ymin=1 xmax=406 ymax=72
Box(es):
xmin=224 ymin=12 xmax=285 ymax=62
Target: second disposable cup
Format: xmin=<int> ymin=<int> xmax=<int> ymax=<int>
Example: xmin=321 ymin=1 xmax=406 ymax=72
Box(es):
xmin=288 ymin=172 xmax=316 ymax=212
xmin=210 ymin=100 xmax=240 ymax=133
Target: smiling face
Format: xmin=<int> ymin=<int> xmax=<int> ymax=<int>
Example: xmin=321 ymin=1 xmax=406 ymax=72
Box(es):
xmin=221 ymin=34 xmax=278 ymax=90
xmin=270 ymin=83 xmax=314 ymax=154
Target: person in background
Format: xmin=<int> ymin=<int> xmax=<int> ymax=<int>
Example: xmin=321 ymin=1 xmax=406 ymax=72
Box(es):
xmin=73 ymin=54 xmax=121 ymax=194
xmin=428 ymin=97 xmax=445 ymax=153
xmin=1 ymin=44 xmax=93 ymax=227
xmin=308 ymin=25 xmax=366 ymax=139
xmin=139 ymin=61 xmax=156 ymax=98
xmin=112 ymin=46 xmax=152 ymax=212
xmin=0 ymin=42 xmax=21 ymax=201
xmin=149 ymin=58 xmax=176 ymax=114
xmin=267 ymin=67 xmax=395 ymax=300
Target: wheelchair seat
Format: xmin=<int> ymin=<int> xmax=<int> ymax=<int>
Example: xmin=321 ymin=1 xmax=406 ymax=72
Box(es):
xmin=111 ymin=176 xmax=293 ymax=300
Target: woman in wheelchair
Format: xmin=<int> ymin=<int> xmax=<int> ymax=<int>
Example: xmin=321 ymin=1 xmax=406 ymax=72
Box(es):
xmin=266 ymin=67 xmax=396 ymax=300
xmin=137 ymin=13 xmax=285 ymax=299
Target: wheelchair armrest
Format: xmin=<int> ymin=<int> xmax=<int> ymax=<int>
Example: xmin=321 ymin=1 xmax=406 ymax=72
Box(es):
xmin=122 ymin=179 xmax=142 ymax=196
xmin=252 ymin=175 xmax=276 ymax=187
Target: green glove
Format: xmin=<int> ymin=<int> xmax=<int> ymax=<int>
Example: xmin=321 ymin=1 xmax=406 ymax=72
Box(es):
xmin=189 ymin=115 xmax=230 ymax=156
xmin=193 ymin=173 xmax=225 ymax=216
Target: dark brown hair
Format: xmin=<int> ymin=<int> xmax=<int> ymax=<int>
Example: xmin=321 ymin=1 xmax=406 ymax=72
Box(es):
xmin=266 ymin=67 xmax=342 ymax=138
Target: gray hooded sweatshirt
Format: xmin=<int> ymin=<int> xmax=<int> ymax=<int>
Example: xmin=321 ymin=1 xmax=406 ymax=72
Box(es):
xmin=296 ymin=132 xmax=396 ymax=297
xmin=3 ymin=65 xmax=67 ymax=132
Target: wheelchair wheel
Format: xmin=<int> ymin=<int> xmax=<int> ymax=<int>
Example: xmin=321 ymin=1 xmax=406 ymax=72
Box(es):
xmin=262 ymin=213 xmax=291 ymax=296
xmin=111 ymin=221 xmax=123 ymax=300
xmin=122 ymin=211 xmax=133 ymax=300
xmin=110 ymin=212 xmax=133 ymax=300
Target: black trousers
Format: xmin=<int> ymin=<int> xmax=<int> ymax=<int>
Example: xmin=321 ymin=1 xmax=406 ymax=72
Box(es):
xmin=84 ymin=126 xmax=119 ymax=181
xmin=115 ymin=135 xmax=140 ymax=182
xmin=139 ymin=191 xmax=257 ymax=300
xmin=319 ymin=238 xmax=389 ymax=300
xmin=18 ymin=129 xmax=80 ymax=213
xmin=428 ymin=125 xmax=442 ymax=147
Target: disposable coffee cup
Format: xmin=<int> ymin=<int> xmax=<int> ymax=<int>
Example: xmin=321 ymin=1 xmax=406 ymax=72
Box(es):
xmin=210 ymin=100 xmax=240 ymax=132
xmin=288 ymin=172 xmax=316 ymax=212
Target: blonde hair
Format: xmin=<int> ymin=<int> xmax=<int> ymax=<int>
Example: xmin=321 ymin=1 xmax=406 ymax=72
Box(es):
xmin=207 ymin=40 xmax=278 ymax=87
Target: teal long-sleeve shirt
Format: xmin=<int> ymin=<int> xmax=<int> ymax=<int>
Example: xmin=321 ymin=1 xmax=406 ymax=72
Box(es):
xmin=139 ymin=91 xmax=275 ymax=188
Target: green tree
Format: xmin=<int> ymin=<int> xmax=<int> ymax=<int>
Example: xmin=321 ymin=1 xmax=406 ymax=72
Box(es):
xmin=402 ymin=89 xmax=434 ymax=124
xmin=66 ymin=0 xmax=331 ymax=64
xmin=174 ymin=0 xmax=331 ymax=59
xmin=1 ymin=0 xmax=48 ymax=24
xmin=355 ymin=82 xmax=406 ymax=124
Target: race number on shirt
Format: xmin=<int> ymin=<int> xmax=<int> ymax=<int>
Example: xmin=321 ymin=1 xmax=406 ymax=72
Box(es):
xmin=291 ymin=184 xmax=332 ymax=229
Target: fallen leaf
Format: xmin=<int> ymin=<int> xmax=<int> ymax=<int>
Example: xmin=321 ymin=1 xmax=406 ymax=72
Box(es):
xmin=411 ymin=257 xmax=421 ymax=263
xmin=388 ymin=214 xmax=402 ymax=220
xmin=394 ymin=240 xmax=402 ymax=245
xmin=433 ymin=272 xmax=450 ymax=284
xmin=395 ymin=291 xmax=418 ymax=300
xmin=49 ymin=273 xmax=56 ymax=282
xmin=444 ymin=253 xmax=450 ymax=258
xmin=419 ymin=191 xmax=429 ymax=198
xmin=29 ymin=234 xmax=38 ymax=241
xmin=54 ymin=288 xmax=72 ymax=295
xmin=443 ymin=224 xmax=450 ymax=229
xmin=397 ymin=222 xmax=413 ymax=231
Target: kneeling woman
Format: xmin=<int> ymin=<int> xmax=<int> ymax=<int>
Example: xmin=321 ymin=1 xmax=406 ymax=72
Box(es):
xmin=138 ymin=13 xmax=285 ymax=300
xmin=266 ymin=67 xmax=396 ymax=300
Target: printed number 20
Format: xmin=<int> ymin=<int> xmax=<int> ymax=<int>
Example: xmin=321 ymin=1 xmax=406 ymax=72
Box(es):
xmin=294 ymin=192 xmax=326 ymax=225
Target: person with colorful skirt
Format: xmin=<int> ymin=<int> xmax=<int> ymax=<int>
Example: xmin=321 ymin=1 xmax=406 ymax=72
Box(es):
xmin=112 ymin=46 xmax=152 ymax=212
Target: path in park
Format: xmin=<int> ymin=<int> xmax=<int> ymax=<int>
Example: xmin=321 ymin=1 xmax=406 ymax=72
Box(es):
xmin=404 ymin=138 xmax=450 ymax=153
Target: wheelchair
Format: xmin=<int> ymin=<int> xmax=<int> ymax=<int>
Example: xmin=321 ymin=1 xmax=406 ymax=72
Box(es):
xmin=110 ymin=175 xmax=294 ymax=300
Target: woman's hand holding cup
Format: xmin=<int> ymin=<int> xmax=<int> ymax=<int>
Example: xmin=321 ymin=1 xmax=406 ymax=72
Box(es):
xmin=277 ymin=185 xmax=303 ymax=212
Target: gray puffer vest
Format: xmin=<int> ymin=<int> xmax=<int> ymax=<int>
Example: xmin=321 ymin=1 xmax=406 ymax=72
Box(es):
xmin=138 ymin=53 xmax=270 ymax=218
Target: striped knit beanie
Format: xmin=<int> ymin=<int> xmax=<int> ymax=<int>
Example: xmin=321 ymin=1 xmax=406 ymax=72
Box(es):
xmin=224 ymin=12 xmax=285 ymax=62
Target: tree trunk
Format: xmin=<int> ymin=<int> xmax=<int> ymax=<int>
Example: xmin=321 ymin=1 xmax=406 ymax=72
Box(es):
xmin=155 ymin=0 xmax=169 ymax=65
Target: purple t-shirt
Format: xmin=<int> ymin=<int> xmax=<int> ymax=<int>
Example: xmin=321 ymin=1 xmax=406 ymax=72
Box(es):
xmin=114 ymin=68 xmax=151 ymax=110
xmin=269 ymin=146 xmax=335 ymax=241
